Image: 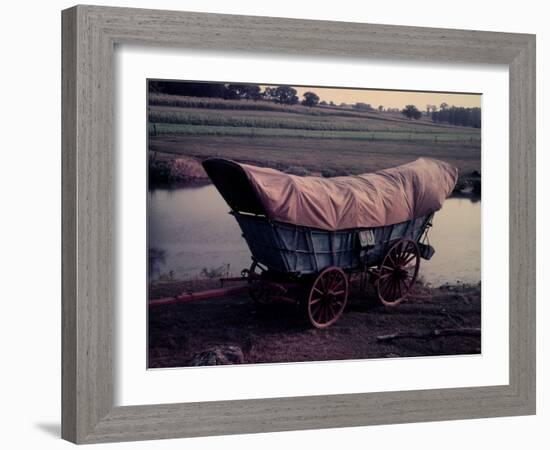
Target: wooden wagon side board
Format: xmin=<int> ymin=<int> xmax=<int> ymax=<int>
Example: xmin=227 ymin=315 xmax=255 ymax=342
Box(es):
xmin=61 ymin=5 xmax=536 ymax=444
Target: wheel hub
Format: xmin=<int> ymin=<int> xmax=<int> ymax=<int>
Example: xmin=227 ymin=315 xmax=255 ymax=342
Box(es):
xmin=394 ymin=266 xmax=408 ymax=279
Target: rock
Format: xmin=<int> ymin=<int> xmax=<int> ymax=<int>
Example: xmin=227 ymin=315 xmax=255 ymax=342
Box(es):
xmin=188 ymin=345 xmax=244 ymax=366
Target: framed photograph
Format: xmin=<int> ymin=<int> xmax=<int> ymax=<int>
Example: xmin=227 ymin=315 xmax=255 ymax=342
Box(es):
xmin=62 ymin=5 xmax=536 ymax=444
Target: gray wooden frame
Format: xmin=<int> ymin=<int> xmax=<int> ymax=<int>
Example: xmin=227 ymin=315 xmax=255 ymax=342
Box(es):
xmin=62 ymin=4 xmax=536 ymax=444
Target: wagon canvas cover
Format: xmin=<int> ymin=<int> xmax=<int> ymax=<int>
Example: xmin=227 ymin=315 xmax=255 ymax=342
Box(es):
xmin=204 ymin=157 xmax=458 ymax=231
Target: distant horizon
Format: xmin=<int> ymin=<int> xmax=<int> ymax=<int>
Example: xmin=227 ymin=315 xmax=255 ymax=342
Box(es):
xmin=149 ymin=79 xmax=482 ymax=110
xmin=262 ymin=84 xmax=481 ymax=110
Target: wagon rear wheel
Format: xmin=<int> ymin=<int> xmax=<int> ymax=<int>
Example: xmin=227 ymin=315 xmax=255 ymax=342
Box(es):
xmin=377 ymin=239 xmax=420 ymax=306
xmin=306 ymin=267 xmax=348 ymax=329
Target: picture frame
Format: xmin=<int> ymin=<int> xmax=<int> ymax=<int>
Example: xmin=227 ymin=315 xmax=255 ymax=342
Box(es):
xmin=61 ymin=4 xmax=536 ymax=444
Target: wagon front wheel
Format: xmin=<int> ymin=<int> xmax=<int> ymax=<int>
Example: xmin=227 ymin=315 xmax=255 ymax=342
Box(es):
xmin=306 ymin=267 xmax=348 ymax=329
xmin=377 ymin=239 xmax=420 ymax=306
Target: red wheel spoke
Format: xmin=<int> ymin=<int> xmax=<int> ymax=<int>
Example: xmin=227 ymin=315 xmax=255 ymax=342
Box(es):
xmin=327 ymin=302 xmax=336 ymax=318
xmin=399 ymin=244 xmax=415 ymax=264
xmin=397 ymin=242 xmax=407 ymax=259
xmin=315 ymin=305 xmax=323 ymax=323
xmin=381 ymin=279 xmax=392 ymax=298
xmin=310 ymin=297 xmax=322 ymax=305
xmin=402 ymin=253 xmax=416 ymax=266
xmin=395 ymin=280 xmax=403 ymax=299
xmin=400 ymin=278 xmax=409 ymax=294
xmin=311 ymin=301 xmax=322 ymax=314
xmin=313 ymin=305 xmax=323 ymax=322
xmin=389 ymin=279 xmax=398 ymax=300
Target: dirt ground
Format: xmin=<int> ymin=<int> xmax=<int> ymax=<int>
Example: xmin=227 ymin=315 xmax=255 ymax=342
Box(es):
xmin=148 ymin=281 xmax=481 ymax=368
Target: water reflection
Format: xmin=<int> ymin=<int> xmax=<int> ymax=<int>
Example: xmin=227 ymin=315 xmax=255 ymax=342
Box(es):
xmin=148 ymin=184 xmax=481 ymax=286
xmin=421 ymin=196 xmax=481 ymax=285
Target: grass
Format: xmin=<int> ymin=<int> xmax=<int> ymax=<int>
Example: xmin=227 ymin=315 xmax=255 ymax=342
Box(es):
xmin=149 ymin=123 xmax=480 ymax=142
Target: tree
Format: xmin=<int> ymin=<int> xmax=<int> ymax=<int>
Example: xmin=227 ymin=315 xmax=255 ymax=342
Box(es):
xmin=262 ymin=86 xmax=276 ymax=101
xmin=319 ymin=100 xmax=328 ymax=106
xmin=440 ymin=102 xmax=449 ymax=111
xmin=378 ymin=105 xmax=384 ymax=112
xmin=268 ymin=85 xmax=299 ymax=105
xmin=244 ymin=85 xmax=262 ymax=100
xmin=401 ymin=104 xmax=422 ymax=120
xmin=302 ymin=91 xmax=320 ymax=107
xmin=149 ymin=81 xmax=228 ymax=98
xmin=353 ymin=102 xmax=373 ymax=111
xmin=225 ymin=84 xmax=262 ymax=100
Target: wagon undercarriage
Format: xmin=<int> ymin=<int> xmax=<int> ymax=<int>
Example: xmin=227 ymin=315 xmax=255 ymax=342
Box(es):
xmin=235 ymin=234 xmax=429 ymax=328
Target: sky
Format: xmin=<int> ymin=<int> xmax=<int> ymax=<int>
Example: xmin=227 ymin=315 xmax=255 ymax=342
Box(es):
xmin=262 ymin=84 xmax=481 ymax=109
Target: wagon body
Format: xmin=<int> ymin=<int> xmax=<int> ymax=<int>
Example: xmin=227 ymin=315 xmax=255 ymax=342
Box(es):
xmin=233 ymin=211 xmax=433 ymax=275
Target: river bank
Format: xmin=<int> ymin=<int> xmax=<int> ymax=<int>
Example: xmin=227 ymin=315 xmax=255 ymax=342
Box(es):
xmin=148 ymin=151 xmax=481 ymax=195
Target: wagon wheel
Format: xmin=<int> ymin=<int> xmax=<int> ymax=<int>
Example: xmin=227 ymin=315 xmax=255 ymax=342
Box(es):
xmin=306 ymin=267 xmax=348 ymax=329
xmin=376 ymin=239 xmax=420 ymax=306
xmin=246 ymin=261 xmax=272 ymax=305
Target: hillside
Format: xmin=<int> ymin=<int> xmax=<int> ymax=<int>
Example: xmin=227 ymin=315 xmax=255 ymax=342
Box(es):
xmin=147 ymin=94 xmax=481 ymax=184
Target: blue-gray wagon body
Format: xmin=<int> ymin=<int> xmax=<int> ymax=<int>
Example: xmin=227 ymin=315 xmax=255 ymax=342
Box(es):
xmin=233 ymin=212 xmax=433 ymax=275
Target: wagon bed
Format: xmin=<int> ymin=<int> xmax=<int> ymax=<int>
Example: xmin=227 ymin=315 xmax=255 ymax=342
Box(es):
xmin=233 ymin=210 xmax=433 ymax=274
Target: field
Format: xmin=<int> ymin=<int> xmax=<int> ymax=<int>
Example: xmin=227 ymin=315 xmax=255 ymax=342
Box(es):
xmin=148 ymin=94 xmax=481 ymax=181
xmin=147 ymin=91 xmax=482 ymax=367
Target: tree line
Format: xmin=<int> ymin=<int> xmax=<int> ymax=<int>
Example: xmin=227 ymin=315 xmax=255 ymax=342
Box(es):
xmin=149 ymin=81 xmax=322 ymax=107
xmin=401 ymin=103 xmax=481 ymax=127
xmin=149 ymin=81 xmax=481 ymax=126
xmin=431 ymin=106 xmax=481 ymax=128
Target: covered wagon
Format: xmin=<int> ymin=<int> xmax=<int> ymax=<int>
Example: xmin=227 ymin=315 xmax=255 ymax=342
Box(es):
xmin=203 ymin=157 xmax=458 ymax=328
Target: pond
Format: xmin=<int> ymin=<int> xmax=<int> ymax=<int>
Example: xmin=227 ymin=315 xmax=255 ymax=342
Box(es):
xmin=148 ymin=183 xmax=481 ymax=286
